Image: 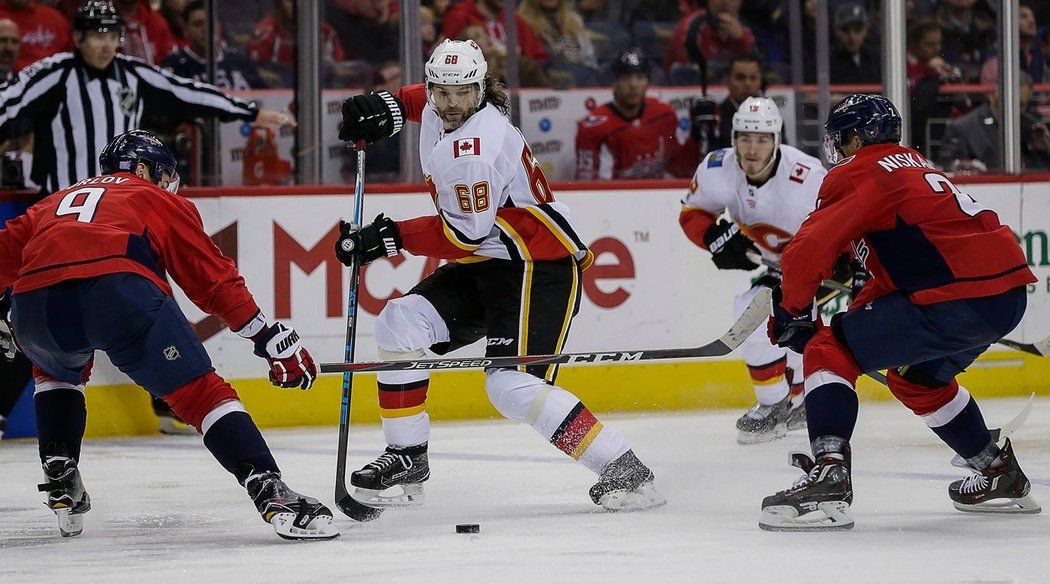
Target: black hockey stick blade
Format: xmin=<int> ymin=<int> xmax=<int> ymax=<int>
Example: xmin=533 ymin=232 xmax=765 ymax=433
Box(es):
xmin=319 ymin=288 xmax=773 ymax=374
xmin=335 ymin=490 xmax=384 ymax=522
xmin=997 ymin=336 xmax=1050 ymax=357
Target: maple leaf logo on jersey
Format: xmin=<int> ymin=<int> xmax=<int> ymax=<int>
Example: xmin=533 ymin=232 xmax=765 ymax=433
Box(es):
xmin=454 ymin=137 xmax=481 ymax=158
xmin=789 ymin=162 xmax=810 ymax=184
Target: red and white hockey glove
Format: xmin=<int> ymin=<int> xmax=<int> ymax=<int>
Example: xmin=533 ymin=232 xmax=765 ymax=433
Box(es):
xmin=252 ymin=322 xmax=317 ymax=390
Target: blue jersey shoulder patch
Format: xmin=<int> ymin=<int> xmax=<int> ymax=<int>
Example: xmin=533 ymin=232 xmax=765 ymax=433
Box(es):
xmin=707 ymin=148 xmax=728 ymax=168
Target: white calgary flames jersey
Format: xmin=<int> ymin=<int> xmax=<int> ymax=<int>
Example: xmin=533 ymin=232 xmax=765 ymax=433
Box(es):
xmin=681 ymin=145 xmax=826 ymax=260
xmin=416 ymin=101 xmax=590 ymax=264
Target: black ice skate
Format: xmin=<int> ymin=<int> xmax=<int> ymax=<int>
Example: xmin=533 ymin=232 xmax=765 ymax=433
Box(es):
xmin=736 ymin=394 xmax=792 ymax=444
xmin=589 ymin=450 xmax=666 ymax=512
xmin=242 ymin=469 xmax=339 ymax=540
xmin=350 ymin=443 xmax=429 ymax=507
xmin=759 ymin=437 xmax=854 ymax=531
xmin=949 ymin=438 xmax=1041 ymax=514
xmin=37 ymin=456 xmax=91 ymax=538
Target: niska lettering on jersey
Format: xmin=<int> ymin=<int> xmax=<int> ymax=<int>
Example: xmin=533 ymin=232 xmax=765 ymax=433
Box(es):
xmin=454 ymin=137 xmax=481 ymax=158
xmin=876 ymin=152 xmax=935 ymax=173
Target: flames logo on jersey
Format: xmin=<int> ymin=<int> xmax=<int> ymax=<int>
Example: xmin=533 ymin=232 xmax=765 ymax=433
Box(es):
xmin=454 ymin=137 xmax=481 ymax=158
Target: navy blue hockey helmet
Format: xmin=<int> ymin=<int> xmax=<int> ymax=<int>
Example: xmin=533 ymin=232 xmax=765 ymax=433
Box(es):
xmin=99 ymin=130 xmax=180 ymax=192
xmin=74 ymin=1 xmax=124 ymax=34
xmin=822 ymin=94 xmax=902 ymax=163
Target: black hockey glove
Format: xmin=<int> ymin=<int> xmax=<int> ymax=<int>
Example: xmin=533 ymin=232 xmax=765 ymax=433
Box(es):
xmin=703 ymin=219 xmax=760 ymax=271
xmin=767 ymin=286 xmax=818 ymax=354
xmin=338 ymin=91 xmax=405 ymax=144
xmin=335 ymin=213 xmax=403 ymax=267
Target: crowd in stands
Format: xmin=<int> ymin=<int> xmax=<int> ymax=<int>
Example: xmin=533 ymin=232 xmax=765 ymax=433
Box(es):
xmin=1 ymin=0 xmax=1049 ymax=174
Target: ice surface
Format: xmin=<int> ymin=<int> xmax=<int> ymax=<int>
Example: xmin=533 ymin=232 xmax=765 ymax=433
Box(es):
xmin=2 ymin=398 xmax=1048 ymax=584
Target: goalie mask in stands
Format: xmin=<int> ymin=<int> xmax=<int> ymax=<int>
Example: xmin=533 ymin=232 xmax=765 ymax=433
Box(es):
xmin=733 ymin=96 xmax=782 ymax=178
xmin=99 ymin=130 xmax=181 ymax=194
xmin=74 ymin=0 xmax=124 ymax=35
xmin=425 ymin=39 xmax=488 ymax=111
xmin=823 ymin=94 xmax=902 ymax=164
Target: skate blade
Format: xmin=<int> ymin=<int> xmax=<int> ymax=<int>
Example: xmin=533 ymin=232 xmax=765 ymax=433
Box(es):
xmin=759 ymin=501 xmax=854 ymax=531
xmin=54 ymin=507 xmax=84 ymax=538
xmin=953 ymin=495 xmax=1042 ymax=515
xmin=352 ymin=484 xmax=425 ymax=508
xmin=269 ymin=512 xmax=340 ymax=541
xmin=599 ymin=483 xmax=668 ymax=512
xmin=737 ymin=424 xmax=788 ymax=445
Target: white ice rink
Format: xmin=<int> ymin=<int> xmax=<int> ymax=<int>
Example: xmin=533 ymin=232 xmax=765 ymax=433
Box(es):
xmin=2 ymin=397 xmax=1048 ymax=584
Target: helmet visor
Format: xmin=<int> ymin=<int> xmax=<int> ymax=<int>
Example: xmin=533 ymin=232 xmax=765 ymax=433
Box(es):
xmin=823 ymin=131 xmax=844 ymax=164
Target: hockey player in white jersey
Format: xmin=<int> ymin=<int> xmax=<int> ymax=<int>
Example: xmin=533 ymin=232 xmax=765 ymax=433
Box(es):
xmin=333 ymin=39 xmax=665 ymax=513
xmin=680 ymin=97 xmax=837 ymax=444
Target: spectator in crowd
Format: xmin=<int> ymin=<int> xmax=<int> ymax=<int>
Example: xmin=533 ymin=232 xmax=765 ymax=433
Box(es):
xmin=829 ymin=1 xmax=881 ymax=85
xmin=420 ymin=5 xmax=438 ymax=58
xmin=442 ymin=0 xmax=548 ymax=64
xmin=709 ymin=54 xmax=764 ymax=151
xmin=576 ymin=0 xmax=609 ymax=23
xmin=458 ymin=22 xmax=549 ymax=87
xmin=325 ymin=0 xmax=398 ymax=64
xmin=114 ymin=0 xmax=176 ymax=65
xmin=936 ymin=0 xmax=995 ymax=83
xmin=422 ymin=0 xmax=451 ymax=31
xmin=159 ymin=0 xmax=189 ymax=48
xmin=518 ymin=0 xmax=597 ymax=68
xmin=664 ymin=0 xmax=756 ymax=82
xmin=0 ymin=0 xmax=72 ymax=70
xmin=939 ymin=72 xmax=1050 ymax=173
xmin=248 ymin=0 xmax=345 ymax=83
xmin=979 ymin=2 xmax=1043 ymax=85
xmin=907 ymin=18 xmax=961 ymax=154
xmin=162 ymin=0 xmax=264 ymax=90
xmin=739 ymin=0 xmax=788 ymax=74
xmin=575 ymin=48 xmax=698 ymax=180
xmin=0 ymin=17 xmax=16 ymax=80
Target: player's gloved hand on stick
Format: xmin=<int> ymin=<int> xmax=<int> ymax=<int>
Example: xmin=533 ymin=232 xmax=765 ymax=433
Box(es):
xmin=849 ymin=259 xmax=870 ymax=300
xmin=0 ymin=292 xmax=18 ymax=361
xmin=339 ymin=91 xmax=405 ymax=144
xmin=252 ymin=323 xmax=317 ymax=390
xmin=767 ymin=286 xmax=818 ymax=354
xmin=703 ymin=219 xmax=760 ymax=270
xmin=335 ymin=213 xmax=403 ymax=267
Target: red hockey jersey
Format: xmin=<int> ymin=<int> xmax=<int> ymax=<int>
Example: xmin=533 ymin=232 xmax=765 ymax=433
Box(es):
xmin=780 ymin=143 xmax=1035 ymax=313
xmin=575 ymin=97 xmax=697 ymax=180
xmin=0 ymin=173 xmax=260 ymax=330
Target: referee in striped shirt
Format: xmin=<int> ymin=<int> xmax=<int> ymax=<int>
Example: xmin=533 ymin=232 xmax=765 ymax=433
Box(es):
xmin=0 ymin=0 xmax=294 ymax=196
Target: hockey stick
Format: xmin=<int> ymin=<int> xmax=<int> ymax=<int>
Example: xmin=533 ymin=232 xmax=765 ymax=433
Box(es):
xmin=997 ymin=336 xmax=1050 ymax=357
xmin=333 ymin=144 xmax=384 ymax=522
xmin=319 ymin=287 xmax=773 ymax=374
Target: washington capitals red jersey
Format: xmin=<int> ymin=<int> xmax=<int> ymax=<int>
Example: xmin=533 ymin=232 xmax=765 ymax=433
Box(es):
xmin=0 ymin=173 xmax=260 ymax=330
xmin=575 ymin=98 xmax=696 ymax=180
xmin=781 ymin=143 xmax=1034 ymax=313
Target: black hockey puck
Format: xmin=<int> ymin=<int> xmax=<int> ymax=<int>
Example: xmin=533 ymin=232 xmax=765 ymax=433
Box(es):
xmin=456 ymin=523 xmax=480 ymax=534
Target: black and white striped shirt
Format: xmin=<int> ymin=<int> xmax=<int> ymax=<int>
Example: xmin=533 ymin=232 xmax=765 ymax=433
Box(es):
xmin=0 ymin=51 xmax=258 ymax=194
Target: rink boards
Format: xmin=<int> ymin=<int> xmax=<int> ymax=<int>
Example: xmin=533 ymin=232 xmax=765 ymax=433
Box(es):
xmin=71 ymin=179 xmax=1050 ymax=436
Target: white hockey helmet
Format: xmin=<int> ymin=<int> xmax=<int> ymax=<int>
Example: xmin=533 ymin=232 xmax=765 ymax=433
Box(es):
xmin=732 ymin=96 xmax=783 ymax=177
xmin=425 ymin=39 xmax=488 ymax=109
